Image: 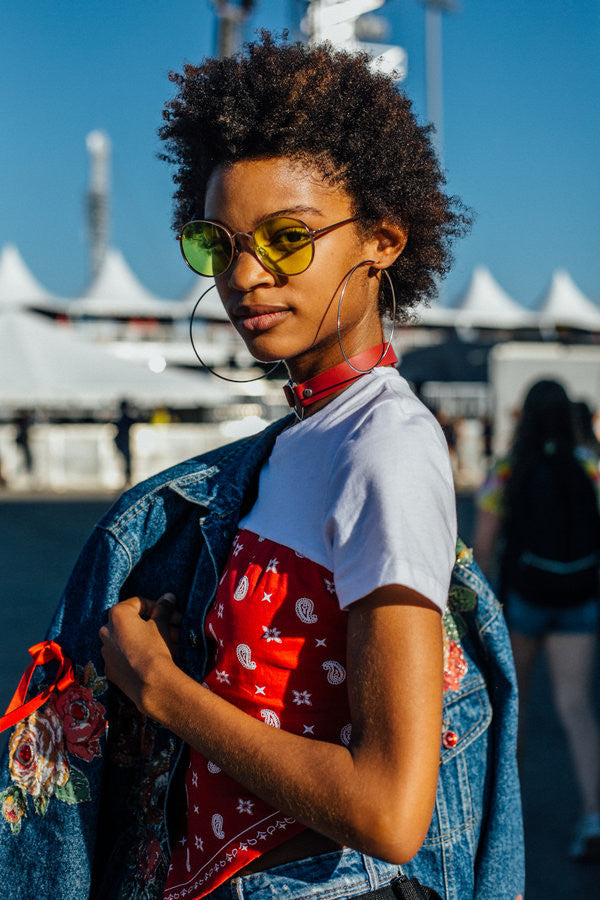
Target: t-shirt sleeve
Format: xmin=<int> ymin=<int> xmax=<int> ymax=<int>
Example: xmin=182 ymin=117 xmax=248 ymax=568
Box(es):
xmin=323 ymin=399 xmax=456 ymax=613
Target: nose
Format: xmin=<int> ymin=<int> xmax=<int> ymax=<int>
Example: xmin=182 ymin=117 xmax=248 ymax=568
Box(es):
xmin=227 ymin=234 xmax=276 ymax=290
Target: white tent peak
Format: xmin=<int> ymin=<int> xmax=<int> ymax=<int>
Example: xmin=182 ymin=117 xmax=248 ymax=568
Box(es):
xmin=67 ymin=247 xmax=176 ymax=318
xmin=454 ymin=266 xmax=519 ymax=314
xmin=537 ymin=269 xmax=600 ymax=330
xmin=0 ymin=244 xmax=53 ymax=310
xmin=453 ymin=266 xmax=532 ymax=329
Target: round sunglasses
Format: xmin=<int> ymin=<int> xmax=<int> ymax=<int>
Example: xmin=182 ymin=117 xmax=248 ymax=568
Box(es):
xmin=177 ymin=215 xmax=358 ymax=278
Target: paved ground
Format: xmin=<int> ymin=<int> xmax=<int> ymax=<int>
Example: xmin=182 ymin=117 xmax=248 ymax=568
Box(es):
xmin=0 ymin=494 xmax=599 ymax=898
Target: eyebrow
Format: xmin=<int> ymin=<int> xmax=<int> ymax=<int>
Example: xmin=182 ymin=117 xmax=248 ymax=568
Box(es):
xmin=266 ymin=205 xmax=324 ymax=219
xmin=204 ymin=205 xmax=327 ymax=232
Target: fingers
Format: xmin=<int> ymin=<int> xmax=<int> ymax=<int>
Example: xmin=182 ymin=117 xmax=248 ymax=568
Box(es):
xmin=99 ymin=593 xmax=180 ymax=654
xmin=148 ymin=593 xmax=181 ymax=650
xmin=150 ymin=592 xmax=177 ymax=622
xmin=118 ymin=595 xmax=145 ymax=615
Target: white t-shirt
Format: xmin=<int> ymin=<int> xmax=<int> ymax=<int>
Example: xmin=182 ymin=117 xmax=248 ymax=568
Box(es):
xmin=238 ymin=367 xmax=456 ymax=613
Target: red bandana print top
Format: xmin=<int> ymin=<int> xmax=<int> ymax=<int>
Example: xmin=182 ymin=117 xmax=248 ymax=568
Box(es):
xmin=164 ymin=529 xmax=351 ymax=900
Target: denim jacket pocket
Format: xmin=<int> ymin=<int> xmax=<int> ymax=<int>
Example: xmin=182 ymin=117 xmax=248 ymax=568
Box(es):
xmin=406 ymin=674 xmax=492 ymax=900
xmin=440 ymin=671 xmax=492 ymax=767
xmin=435 ymin=672 xmax=492 ymax=844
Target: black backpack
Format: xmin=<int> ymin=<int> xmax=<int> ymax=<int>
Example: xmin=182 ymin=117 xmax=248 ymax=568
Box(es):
xmin=502 ymin=454 xmax=600 ymax=607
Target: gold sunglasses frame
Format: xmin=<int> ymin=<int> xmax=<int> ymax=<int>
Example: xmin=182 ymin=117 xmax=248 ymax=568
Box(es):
xmin=176 ymin=215 xmax=359 ymax=277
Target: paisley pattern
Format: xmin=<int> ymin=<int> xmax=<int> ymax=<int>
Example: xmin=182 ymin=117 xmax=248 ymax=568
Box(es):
xmin=164 ymin=529 xmax=349 ymax=899
xmin=295 ymin=597 xmax=318 ymax=624
xmin=259 ymin=709 xmax=281 ymax=728
xmin=165 ymin=532 xmax=476 ymax=899
xmin=211 ymin=813 xmax=225 ymax=839
xmin=322 ymin=660 xmax=346 ymax=685
xmin=235 ymin=644 xmax=257 ymax=670
xmin=233 ymin=576 xmax=249 ymax=601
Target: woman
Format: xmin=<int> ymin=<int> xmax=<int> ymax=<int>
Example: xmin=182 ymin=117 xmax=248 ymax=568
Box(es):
xmin=474 ymin=379 xmax=600 ymax=862
xmin=0 ymin=36 xmax=523 ymax=900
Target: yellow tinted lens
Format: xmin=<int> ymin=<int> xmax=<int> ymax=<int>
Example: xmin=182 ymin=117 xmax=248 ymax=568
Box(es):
xmin=254 ymin=218 xmax=313 ymax=274
xmin=180 ymin=222 xmax=232 ymax=276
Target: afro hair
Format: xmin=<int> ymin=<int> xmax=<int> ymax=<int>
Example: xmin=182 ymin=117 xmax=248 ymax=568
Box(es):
xmin=159 ymin=32 xmax=470 ymax=319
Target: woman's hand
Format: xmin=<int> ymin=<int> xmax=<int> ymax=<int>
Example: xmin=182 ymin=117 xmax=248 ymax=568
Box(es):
xmin=99 ymin=593 xmax=181 ymax=711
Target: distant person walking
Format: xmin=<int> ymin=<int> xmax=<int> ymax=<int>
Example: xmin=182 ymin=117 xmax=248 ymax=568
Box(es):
xmin=14 ymin=411 xmax=33 ymax=475
xmin=114 ymin=400 xmax=136 ymax=487
xmin=474 ymin=379 xmax=600 ymax=862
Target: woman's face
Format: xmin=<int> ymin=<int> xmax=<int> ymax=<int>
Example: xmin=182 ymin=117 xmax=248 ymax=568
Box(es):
xmin=204 ymin=157 xmax=389 ymax=381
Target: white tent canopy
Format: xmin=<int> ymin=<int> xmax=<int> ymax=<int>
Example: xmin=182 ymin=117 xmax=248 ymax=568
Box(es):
xmin=453 ymin=266 xmax=535 ymax=329
xmin=537 ymin=269 xmax=600 ymax=332
xmin=0 ymin=245 xmax=56 ymax=312
xmin=413 ymin=300 xmax=457 ymax=328
xmin=66 ymin=248 xmax=181 ymax=319
xmin=0 ymin=310 xmax=234 ymax=409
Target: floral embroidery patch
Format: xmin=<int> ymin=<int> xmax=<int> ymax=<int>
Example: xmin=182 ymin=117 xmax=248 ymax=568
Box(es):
xmin=442 ymin=545 xmax=478 ymax=693
xmin=118 ymin=832 xmax=168 ymax=900
xmin=441 ymin=630 xmax=468 ymax=693
xmin=455 ymin=537 xmax=473 ymax=567
xmin=1 ymin=661 xmax=107 ymax=833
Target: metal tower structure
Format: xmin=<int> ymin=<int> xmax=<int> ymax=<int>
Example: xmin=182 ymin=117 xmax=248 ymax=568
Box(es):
xmin=85 ymin=130 xmax=111 ymax=282
xmin=211 ymin=0 xmax=255 ymax=58
xmin=302 ymin=0 xmax=407 ymax=79
xmin=420 ymin=0 xmax=456 ymax=164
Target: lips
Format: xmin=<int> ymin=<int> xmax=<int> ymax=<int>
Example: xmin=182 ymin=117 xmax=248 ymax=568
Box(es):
xmin=233 ymin=305 xmax=290 ymax=333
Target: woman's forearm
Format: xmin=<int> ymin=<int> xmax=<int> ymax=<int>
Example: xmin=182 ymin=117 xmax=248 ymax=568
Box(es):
xmin=100 ymin=591 xmax=442 ymax=862
xmin=144 ymin=654 xmax=434 ymax=863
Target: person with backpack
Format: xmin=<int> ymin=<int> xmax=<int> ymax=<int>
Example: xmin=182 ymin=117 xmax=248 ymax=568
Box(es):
xmin=474 ymin=378 xmax=600 ymax=862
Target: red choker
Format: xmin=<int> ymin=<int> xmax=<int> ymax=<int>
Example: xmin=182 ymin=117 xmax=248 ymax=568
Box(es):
xmin=283 ymin=343 xmax=398 ymax=418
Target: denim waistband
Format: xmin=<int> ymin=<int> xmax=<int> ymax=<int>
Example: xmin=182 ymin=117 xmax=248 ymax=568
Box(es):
xmin=207 ymin=847 xmax=400 ymax=900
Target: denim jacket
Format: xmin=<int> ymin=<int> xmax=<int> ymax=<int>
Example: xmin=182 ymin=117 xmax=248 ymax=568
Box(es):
xmin=0 ymin=416 xmax=524 ymax=900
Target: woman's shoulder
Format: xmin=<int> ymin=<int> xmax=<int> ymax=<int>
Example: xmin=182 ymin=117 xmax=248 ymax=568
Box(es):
xmin=326 ymin=372 xmax=454 ymax=498
xmin=347 ymin=370 xmax=444 ymax=442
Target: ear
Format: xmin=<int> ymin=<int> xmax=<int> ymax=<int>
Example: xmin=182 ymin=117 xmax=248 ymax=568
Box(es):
xmin=363 ymin=221 xmax=408 ymax=268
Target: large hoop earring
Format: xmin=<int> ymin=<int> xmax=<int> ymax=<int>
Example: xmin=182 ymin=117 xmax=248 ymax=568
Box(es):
xmin=189 ymin=283 xmax=282 ymax=383
xmin=337 ymin=261 xmax=397 ymax=373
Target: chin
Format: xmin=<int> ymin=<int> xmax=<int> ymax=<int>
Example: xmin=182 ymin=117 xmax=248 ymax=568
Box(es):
xmin=241 ymin=334 xmax=291 ymax=365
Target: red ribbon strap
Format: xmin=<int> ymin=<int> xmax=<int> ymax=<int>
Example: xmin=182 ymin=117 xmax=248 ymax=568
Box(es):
xmin=0 ymin=641 xmax=76 ymax=733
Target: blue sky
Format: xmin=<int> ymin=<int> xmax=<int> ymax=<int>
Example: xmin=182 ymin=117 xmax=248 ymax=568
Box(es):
xmin=1 ymin=0 xmax=598 ymax=307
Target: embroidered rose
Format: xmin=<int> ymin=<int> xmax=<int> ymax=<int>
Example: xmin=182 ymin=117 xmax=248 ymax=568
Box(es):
xmin=55 ymin=683 xmax=106 ymax=762
xmin=138 ymin=751 xmax=172 ymax=825
xmin=441 ymin=585 xmax=473 ymax=694
xmin=0 ymin=786 xmax=27 ymax=833
xmin=9 ymin=702 xmax=69 ymax=802
xmin=136 ymin=836 xmax=163 ymax=882
xmin=443 ymin=637 xmax=468 ymax=693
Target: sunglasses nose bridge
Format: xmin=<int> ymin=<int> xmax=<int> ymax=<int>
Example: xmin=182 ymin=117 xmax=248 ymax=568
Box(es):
xmin=229 ymin=229 xmax=273 ymax=274
xmin=231 ymin=230 xmax=254 ymax=255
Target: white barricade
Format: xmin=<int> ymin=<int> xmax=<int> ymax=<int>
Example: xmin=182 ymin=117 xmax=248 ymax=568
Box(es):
xmin=0 ymin=422 xmax=261 ymax=493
